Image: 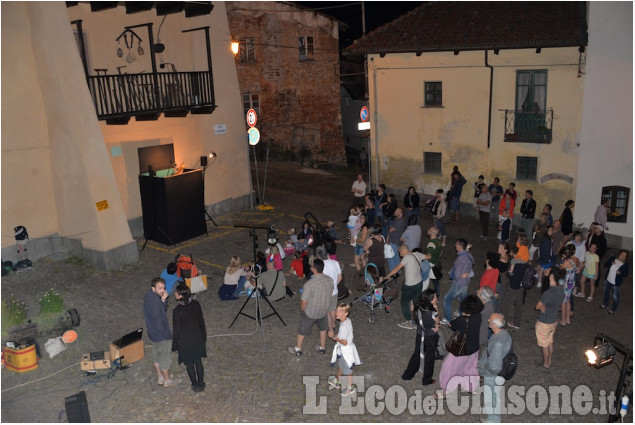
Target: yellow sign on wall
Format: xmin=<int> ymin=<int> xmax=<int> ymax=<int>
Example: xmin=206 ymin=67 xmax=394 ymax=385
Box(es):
xmin=96 ymin=200 xmax=109 ymax=211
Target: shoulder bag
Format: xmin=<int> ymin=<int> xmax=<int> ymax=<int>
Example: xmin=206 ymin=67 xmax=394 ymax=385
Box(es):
xmin=382 ymin=236 xmax=395 ymax=259
xmin=445 ymin=317 xmax=468 ymax=356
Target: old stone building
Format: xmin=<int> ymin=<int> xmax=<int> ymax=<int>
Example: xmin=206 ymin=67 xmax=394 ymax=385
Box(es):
xmin=226 ymin=1 xmax=346 ymax=165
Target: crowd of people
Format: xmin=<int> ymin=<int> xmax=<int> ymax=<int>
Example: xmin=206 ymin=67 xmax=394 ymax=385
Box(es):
xmin=140 ymin=169 xmax=628 ymax=421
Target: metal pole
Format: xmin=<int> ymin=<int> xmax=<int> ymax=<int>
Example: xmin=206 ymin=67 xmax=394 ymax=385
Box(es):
xmin=252 ymin=147 xmax=261 ymax=205
xmin=262 ymin=148 xmax=270 ymax=204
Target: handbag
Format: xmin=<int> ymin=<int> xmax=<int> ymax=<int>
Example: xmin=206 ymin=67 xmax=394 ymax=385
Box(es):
xmin=445 ymin=318 xmax=468 ymax=356
xmin=382 ymin=236 xmax=395 ymax=259
xmin=186 ymin=275 xmax=208 ymax=294
xmin=440 ymin=214 xmax=452 ymax=225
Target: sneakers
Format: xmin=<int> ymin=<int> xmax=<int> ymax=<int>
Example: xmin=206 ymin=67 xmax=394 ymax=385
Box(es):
xmin=439 ymin=318 xmax=450 ymax=325
xmin=328 ymin=377 xmax=341 ymax=390
xmin=398 ymin=320 xmax=417 ymax=329
xmin=599 ymin=305 xmax=607 ymax=309
xmin=536 ymin=282 xmax=542 ymax=288
xmin=384 ymin=305 xmax=391 ymax=314
xmin=586 ymin=297 xmax=593 ymax=302
xmin=341 ymin=385 xmax=357 ymax=397
xmin=316 ymin=345 xmax=326 ymax=354
xmin=574 ymin=292 xmax=585 ymax=298
xmin=453 ymin=311 xmax=460 ymax=318
xmin=288 ymin=346 xmax=303 ymax=356
xmin=508 ymin=322 xmax=520 ymax=329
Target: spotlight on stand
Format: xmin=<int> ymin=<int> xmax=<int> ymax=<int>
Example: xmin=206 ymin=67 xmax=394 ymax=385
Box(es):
xmin=585 ymin=334 xmax=633 ymax=422
xmin=586 ymin=343 xmax=616 ymax=368
xmin=267 ymin=227 xmax=278 ymax=246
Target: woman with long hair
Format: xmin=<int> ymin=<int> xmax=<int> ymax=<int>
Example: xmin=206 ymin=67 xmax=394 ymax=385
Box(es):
xmin=363 ymin=225 xmax=386 ymax=277
xmin=353 ymin=214 xmax=369 ymax=272
xmin=402 ymin=289 xmax=440 ymax=386
xmin=172 ymin=283 xmax=207 ymax=392
xmin=218 ymin=255 xmax=251 ymax=300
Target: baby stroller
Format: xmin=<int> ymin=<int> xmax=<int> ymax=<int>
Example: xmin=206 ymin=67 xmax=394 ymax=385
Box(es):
xmin=352 ymin=263 xmax=399 ymax=323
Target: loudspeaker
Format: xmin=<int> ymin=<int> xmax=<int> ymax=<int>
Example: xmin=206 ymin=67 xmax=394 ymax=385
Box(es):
xmin=65 ymin=391 xmax=91 ymax=422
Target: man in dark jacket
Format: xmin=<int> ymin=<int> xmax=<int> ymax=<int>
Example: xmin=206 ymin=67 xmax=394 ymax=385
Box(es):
xmin=143 ymin=277 xmax=178 ymax=387
xmin=520 ymin=190 xmax=536 ymax=238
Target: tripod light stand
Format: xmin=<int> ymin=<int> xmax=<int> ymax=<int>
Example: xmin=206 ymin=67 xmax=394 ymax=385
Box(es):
xmin=201 ymin=152 xmax=218 ymax=227
xmin=229 ymin=224 xmax=286 ymax=331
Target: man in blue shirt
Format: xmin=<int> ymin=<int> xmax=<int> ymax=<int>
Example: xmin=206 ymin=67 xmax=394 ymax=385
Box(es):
xmin=441 ymin=239 xmax=475 ymax=324
xmin=143 ymin=277 xmax=178 ymax=387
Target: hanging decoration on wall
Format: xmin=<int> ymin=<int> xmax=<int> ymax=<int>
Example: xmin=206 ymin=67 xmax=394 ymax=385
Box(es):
xmin=115 ymin=28 xmax=143 ymax=63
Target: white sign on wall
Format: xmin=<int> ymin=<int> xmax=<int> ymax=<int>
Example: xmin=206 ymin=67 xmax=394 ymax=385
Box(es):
xmin=214 ymin=124 xmax=227 ymax=135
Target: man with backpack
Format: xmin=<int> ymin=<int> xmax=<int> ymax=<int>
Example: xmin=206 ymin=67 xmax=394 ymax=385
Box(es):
xmin=381 ymin=244 xmax=428 ymax=329
xmin=478 ymin=312 xmax=512 ymax=423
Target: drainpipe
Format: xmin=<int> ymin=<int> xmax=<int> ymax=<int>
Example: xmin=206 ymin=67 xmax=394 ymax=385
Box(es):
xmin=372 ymin=62 xmax=381 ymax=187
xmin=485 ymin=50 xmax=493 ymax=149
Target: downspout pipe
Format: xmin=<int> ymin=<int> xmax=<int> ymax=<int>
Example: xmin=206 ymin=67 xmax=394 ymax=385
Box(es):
xmin=485 ymin=50 xmax=493 ymax=149
xmin=372 ymin=62 xmax=381 ymax=188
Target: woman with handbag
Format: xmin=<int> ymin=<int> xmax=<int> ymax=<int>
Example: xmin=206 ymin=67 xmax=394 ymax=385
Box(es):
xmin=432 ymin=189 xmax=448 ymax=246
xmin=363 ymin=225 xmax=386 ymax=277
xmin=436 ymin=295 xmax=482 ymax=399
xmin=402 ymin=289 xmax=440 ymax=386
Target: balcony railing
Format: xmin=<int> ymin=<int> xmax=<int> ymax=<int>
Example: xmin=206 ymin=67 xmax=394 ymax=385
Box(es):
xmin=503 ymin=109 xmax=553 ymax=143
xmin=87 ymin=71 xmax=216 ymax=123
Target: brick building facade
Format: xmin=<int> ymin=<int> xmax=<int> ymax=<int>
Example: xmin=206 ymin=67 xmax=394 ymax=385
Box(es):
xmin=227 ymin=1 xmax=346 ymax=164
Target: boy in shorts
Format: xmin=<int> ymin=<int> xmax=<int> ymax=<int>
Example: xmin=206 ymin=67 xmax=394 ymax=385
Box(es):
xmin=328 ymin=304 xmax=361 ymax=396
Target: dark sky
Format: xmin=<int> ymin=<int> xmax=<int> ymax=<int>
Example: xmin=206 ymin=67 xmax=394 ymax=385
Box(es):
xmin=297 ymin=2 xmax=423 ymax=46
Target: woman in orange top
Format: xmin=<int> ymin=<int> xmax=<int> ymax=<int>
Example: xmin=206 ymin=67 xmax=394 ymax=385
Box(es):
xmin=499 ymin=191 xmax=515 ymax=218
xmin=515 ymin=234 xmax=530 ymax=262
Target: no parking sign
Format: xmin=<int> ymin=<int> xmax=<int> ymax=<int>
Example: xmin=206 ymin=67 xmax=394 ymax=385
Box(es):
xmin=247 ymin=109 xmax=257 ymax=127
xmin=360 ymin=106 xmax=369 ymax=122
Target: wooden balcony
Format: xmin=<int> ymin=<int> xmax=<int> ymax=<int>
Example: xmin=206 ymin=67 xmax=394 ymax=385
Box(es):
xmin=88 ymin=70 xmax=216 ymax=124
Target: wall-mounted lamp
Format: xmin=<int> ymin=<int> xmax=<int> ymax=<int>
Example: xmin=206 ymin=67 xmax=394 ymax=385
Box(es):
xmin=200 ymin=152 xmax=217 ymax=168
xmin=231 ymin=40 xmax=240 ymax=56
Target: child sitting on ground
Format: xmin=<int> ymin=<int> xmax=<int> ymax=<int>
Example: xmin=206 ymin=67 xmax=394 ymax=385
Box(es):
xmin=284 ymin=227 xmax=299 ymax=255
xmin=286 ymin=250 xmax=304 ymax=279
xmin=328 ymin=303 xmax=361 ymax=397
xmin=347 ymin=207 xmax=362 ymax=246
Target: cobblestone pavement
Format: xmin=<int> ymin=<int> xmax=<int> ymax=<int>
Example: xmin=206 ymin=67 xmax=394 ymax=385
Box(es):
xmin=1 ymin=161 xmax=632 ymax=423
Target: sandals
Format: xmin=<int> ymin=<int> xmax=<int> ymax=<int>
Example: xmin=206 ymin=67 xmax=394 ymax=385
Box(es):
xmin=586 ymin=297 xmax=593 ymax=302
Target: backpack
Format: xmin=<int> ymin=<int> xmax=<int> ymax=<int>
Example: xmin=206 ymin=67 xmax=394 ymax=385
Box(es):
xmin=520 ymin=263 xmax=536 ymax=289
xmin=412 ymin=254 xmax=431 ymax=283
xmin=174 ymin=254 xmax=199 ymax=279
xmin=498 ymin=343 xmax=518 ymax=380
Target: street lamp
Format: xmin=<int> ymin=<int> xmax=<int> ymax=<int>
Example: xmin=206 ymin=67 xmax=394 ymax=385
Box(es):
xmin=231 ymin=40 xmax=240 ymax=56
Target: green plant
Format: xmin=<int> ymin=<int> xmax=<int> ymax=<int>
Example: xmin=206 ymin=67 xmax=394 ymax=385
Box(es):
xmin=39 ymin=289 xmax=64 ymax=315
xmin=1 ymin=294 xmax=27 ymax=337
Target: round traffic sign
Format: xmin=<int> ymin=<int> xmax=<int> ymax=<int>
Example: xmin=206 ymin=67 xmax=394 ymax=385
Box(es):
xmin=247 ymin=109 xmax=257 ymax=127
xmin=247 ymin=127 xmax=260 ymax=146
xmin=360 ymin=106 xmax=369 ymax=122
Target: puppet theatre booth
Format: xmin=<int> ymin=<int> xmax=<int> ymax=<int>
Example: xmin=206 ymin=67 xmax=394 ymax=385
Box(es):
xmin=138 ymin=144 xmax=207 ymax=246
